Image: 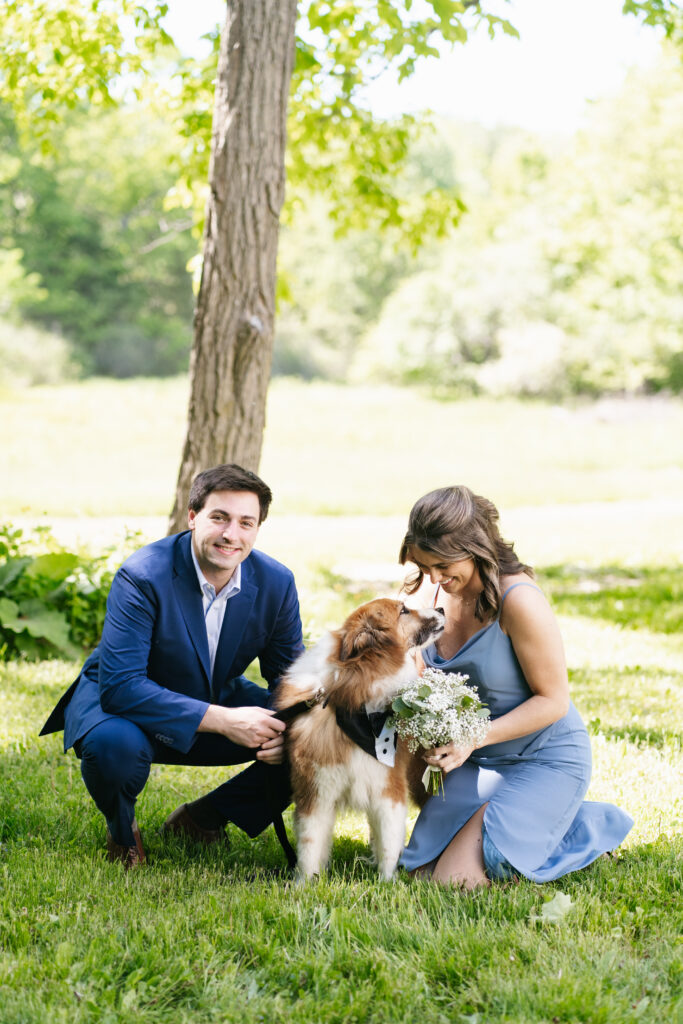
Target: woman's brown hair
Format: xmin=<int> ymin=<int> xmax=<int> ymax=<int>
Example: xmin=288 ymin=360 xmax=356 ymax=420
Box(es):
xmin=399 ymin=486 xmax=533 ymax=621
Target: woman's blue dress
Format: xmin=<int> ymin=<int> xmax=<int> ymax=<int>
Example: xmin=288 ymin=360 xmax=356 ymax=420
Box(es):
xmin=401 ymin=583 xmax=633 ymax=882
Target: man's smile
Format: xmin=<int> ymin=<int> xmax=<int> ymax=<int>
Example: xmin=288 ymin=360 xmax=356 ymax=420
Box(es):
xmin=188 ymin=490 xmax=262 ymax=589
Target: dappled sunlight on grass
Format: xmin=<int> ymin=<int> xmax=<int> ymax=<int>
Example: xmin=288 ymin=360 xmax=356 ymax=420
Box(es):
xmin=570 ymin=665 xmax=682 ymax=746
xmin=587 ymin=733 xmax=681 ymax=843
xmin=542 ymin=566 xmax=682 ymax=633
xmin=559 ymin=615 xmax=682 ymax=672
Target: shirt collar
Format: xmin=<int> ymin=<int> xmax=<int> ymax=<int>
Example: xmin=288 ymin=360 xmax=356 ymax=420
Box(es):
xmin=190 ymin=540 xmax=242 ymax=601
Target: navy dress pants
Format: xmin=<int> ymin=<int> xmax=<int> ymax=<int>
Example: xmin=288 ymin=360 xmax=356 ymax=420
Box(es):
xmin=76 ymin=717 xmax=291 ymax=847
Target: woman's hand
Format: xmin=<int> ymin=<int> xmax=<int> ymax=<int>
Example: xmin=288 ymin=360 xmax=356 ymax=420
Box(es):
xmin=423 ymin=741 xmax=475 ymax=774
xmin=410 ymin=647 xmax=426 ymax=675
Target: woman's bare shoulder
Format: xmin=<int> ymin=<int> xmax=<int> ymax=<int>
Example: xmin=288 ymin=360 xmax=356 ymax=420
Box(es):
xmin=499 ymin=573 xmax=555 ymax=634
xmin=499 ymin=572 xmax=541 ymax=596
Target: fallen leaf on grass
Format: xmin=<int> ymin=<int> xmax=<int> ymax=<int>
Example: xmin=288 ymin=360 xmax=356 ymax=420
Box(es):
xmin=530 ymin=891 xmax=575 ymax=924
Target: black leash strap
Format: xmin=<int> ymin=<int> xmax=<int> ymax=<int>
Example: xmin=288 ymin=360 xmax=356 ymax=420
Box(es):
xmin=272 ymin=812 xmax=297 ymax=871
xmin=271 ymin=687 xmax=325 ymax=724
xmin=268 ymin=688 xmax=325 ymax=871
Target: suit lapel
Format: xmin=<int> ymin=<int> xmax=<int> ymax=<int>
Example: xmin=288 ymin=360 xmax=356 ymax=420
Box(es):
xmin=172 ymin=533 xmax=211 ymax=684
xmin=212 ymin=560 xmax=258 ymax=690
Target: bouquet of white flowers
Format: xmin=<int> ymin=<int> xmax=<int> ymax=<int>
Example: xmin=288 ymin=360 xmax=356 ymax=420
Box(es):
xmin=388 ymin=667 xmax=491 ymax=795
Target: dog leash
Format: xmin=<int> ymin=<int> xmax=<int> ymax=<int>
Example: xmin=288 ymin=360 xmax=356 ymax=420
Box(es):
xmin=271 ymin=687 xmax=325 ymax=724
xmin=267 ymin=688 xmax=326 ymax=870
xmin=267 ymin=690 xmax=393 ymax=870
xmin=269 ymin=802 xmax=297 ymax=871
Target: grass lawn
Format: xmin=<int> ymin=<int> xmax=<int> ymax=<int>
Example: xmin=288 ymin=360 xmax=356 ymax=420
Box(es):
xmin=1 ymin=573 xmax=681 ymax=1024
xmin=1 ymin=378 xmax=682 ymax=517
xmin=1 ymin=380 xmax=682 ymax=1021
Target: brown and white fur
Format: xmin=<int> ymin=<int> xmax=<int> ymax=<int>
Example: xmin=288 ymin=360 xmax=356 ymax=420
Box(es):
xmin=274 ymin=598 xmax=445 ymax=880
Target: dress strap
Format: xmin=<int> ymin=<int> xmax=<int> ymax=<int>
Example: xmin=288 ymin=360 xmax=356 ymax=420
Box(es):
xmin=433 ymin=584 xmax=441 ymax=608
xmin=500 ymin=581 xmax=542 ymax=605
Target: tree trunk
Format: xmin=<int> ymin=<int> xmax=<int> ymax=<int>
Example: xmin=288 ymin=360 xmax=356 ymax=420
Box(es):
xmin=168 ymin=0 xmax=298 ymax=534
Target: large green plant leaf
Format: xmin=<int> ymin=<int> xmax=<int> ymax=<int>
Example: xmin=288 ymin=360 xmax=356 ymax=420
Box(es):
xmin=0 ymin=598 xmax=81 ymax=658
xmin=0 ymin=557 xmax=31 ymax=592
xmin=24 ymin=552 xmax=79 ymax=582
xmin=0 ymin=597 xmax=21 ymax=623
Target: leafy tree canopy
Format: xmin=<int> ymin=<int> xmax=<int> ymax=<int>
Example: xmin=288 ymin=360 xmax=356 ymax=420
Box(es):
xmin=354 ymin=48 xmax=683 ymax=397
xmin=0 ymin=100 xmax=196 ymax=376
xmin=1 ymin=1 xmax=522 ymax=249
xmin=0 ymin=1 xmax=172 ymax=137
xmin=2 ymin=1 xmax=682 ymax=388
xmin=3 ymin=0 xmax=681 ymax=246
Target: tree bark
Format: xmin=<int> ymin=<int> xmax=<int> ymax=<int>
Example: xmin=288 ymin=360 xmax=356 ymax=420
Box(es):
xmin=168 ymin=0 xmax=298 ymax=533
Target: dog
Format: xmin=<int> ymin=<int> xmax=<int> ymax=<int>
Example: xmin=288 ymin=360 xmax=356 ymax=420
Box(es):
xmin=273 ymin=598 xmax=445 ymax=880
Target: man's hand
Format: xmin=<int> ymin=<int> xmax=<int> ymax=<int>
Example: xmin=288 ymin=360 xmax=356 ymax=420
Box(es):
xmin=256 ymin=732 xmax=286 ymax=765
xmin=198 ymin=704 xmax=286 ymax=751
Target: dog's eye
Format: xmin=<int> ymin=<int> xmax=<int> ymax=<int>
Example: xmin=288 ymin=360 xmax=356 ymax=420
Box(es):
xmin=399 ymin=605 xmax=411 ymax=615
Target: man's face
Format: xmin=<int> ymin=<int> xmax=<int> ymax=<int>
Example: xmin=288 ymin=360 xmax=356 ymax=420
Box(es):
xmin=188 ymin=490 xmax=261 ymax=590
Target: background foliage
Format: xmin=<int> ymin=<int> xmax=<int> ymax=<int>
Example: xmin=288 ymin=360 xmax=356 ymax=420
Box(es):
xmin=0 ymin=102 xmax=195 ymax=378
xmin=1 ymin=2 xmax=682 ymax=393
xmin=0 ymin=524 xmax=142 ymax=661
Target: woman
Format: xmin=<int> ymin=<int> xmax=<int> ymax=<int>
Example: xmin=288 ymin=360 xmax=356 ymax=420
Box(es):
xmin=399 ymin=486 xmax=633 ymax=889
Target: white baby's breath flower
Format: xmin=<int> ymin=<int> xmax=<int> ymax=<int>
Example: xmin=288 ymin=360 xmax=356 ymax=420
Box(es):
xmin=388 ymin=667 xmax=490 ymax=795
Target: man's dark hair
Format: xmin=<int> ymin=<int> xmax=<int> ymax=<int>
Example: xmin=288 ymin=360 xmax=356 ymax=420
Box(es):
xmin=187 ymin=464 xmax=273 ymax=523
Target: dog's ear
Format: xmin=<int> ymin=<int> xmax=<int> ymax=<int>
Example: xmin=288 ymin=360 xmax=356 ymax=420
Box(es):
xmin=338 ymin=622 xmax=381 ymax=661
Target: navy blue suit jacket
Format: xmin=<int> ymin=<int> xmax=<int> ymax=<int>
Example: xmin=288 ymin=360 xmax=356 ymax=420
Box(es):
xmin=40 ymin=531 xmax=304 ymax=754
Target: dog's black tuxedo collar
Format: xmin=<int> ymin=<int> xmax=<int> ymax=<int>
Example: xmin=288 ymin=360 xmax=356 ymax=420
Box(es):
xmin=273 ymin=692 xmax=395 ymax=761
xmin=335 ymin=708 xmax=393 ymax=760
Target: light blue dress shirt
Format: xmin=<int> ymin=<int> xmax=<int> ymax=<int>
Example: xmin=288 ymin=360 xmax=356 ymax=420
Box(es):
xmin=190 ymin=544 xmax=242 ymax=675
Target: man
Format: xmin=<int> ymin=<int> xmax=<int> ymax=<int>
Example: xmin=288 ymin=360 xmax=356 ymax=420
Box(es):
xmin=40 ymin=464 xmax=304 ymax=867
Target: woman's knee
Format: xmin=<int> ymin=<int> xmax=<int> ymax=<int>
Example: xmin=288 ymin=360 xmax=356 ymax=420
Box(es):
xmin=431 ymin=803 xmax=489 ymax=888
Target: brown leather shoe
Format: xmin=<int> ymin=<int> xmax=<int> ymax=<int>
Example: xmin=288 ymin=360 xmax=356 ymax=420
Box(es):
xmin=106 ymin=820 xmax=146 ymax=868
xmin=162 ymin=803 xmax=227 ymax=845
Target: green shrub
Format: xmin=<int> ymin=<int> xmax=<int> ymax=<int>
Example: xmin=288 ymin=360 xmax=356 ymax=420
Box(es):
xmin=0 ymin=524 xmax=137 ymax=661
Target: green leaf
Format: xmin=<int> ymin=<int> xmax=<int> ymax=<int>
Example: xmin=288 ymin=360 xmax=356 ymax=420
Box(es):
xmin=24 ymin=552 xmax=79 ymax=583
xmin=0 ymin=557 xmax=31 ymax=592
xmin=0 ymin=598 xmax=80 ymax=658
xmin=416 ymin=683 xmax=433 ymax=698
xmin=0 ymin=597 xmax=21 ymax=625
xmin=530 ymin=891 xmax=575 ymax=924
xmin=12 ymin=633 xmax=44 ymax=659
xmin=501 ymin=19 xmax=521 ymax=39
xmin=390 ymin=696 xmax=414 ymax=717
xmin=294 ymin=40 xmax=321 ymax=73
xmin=430 ymin=0 xmax=462 ymax=23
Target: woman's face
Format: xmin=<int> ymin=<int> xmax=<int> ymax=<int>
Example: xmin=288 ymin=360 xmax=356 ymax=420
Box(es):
xmin=409 ymin=546 xmax=480 ymax=597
